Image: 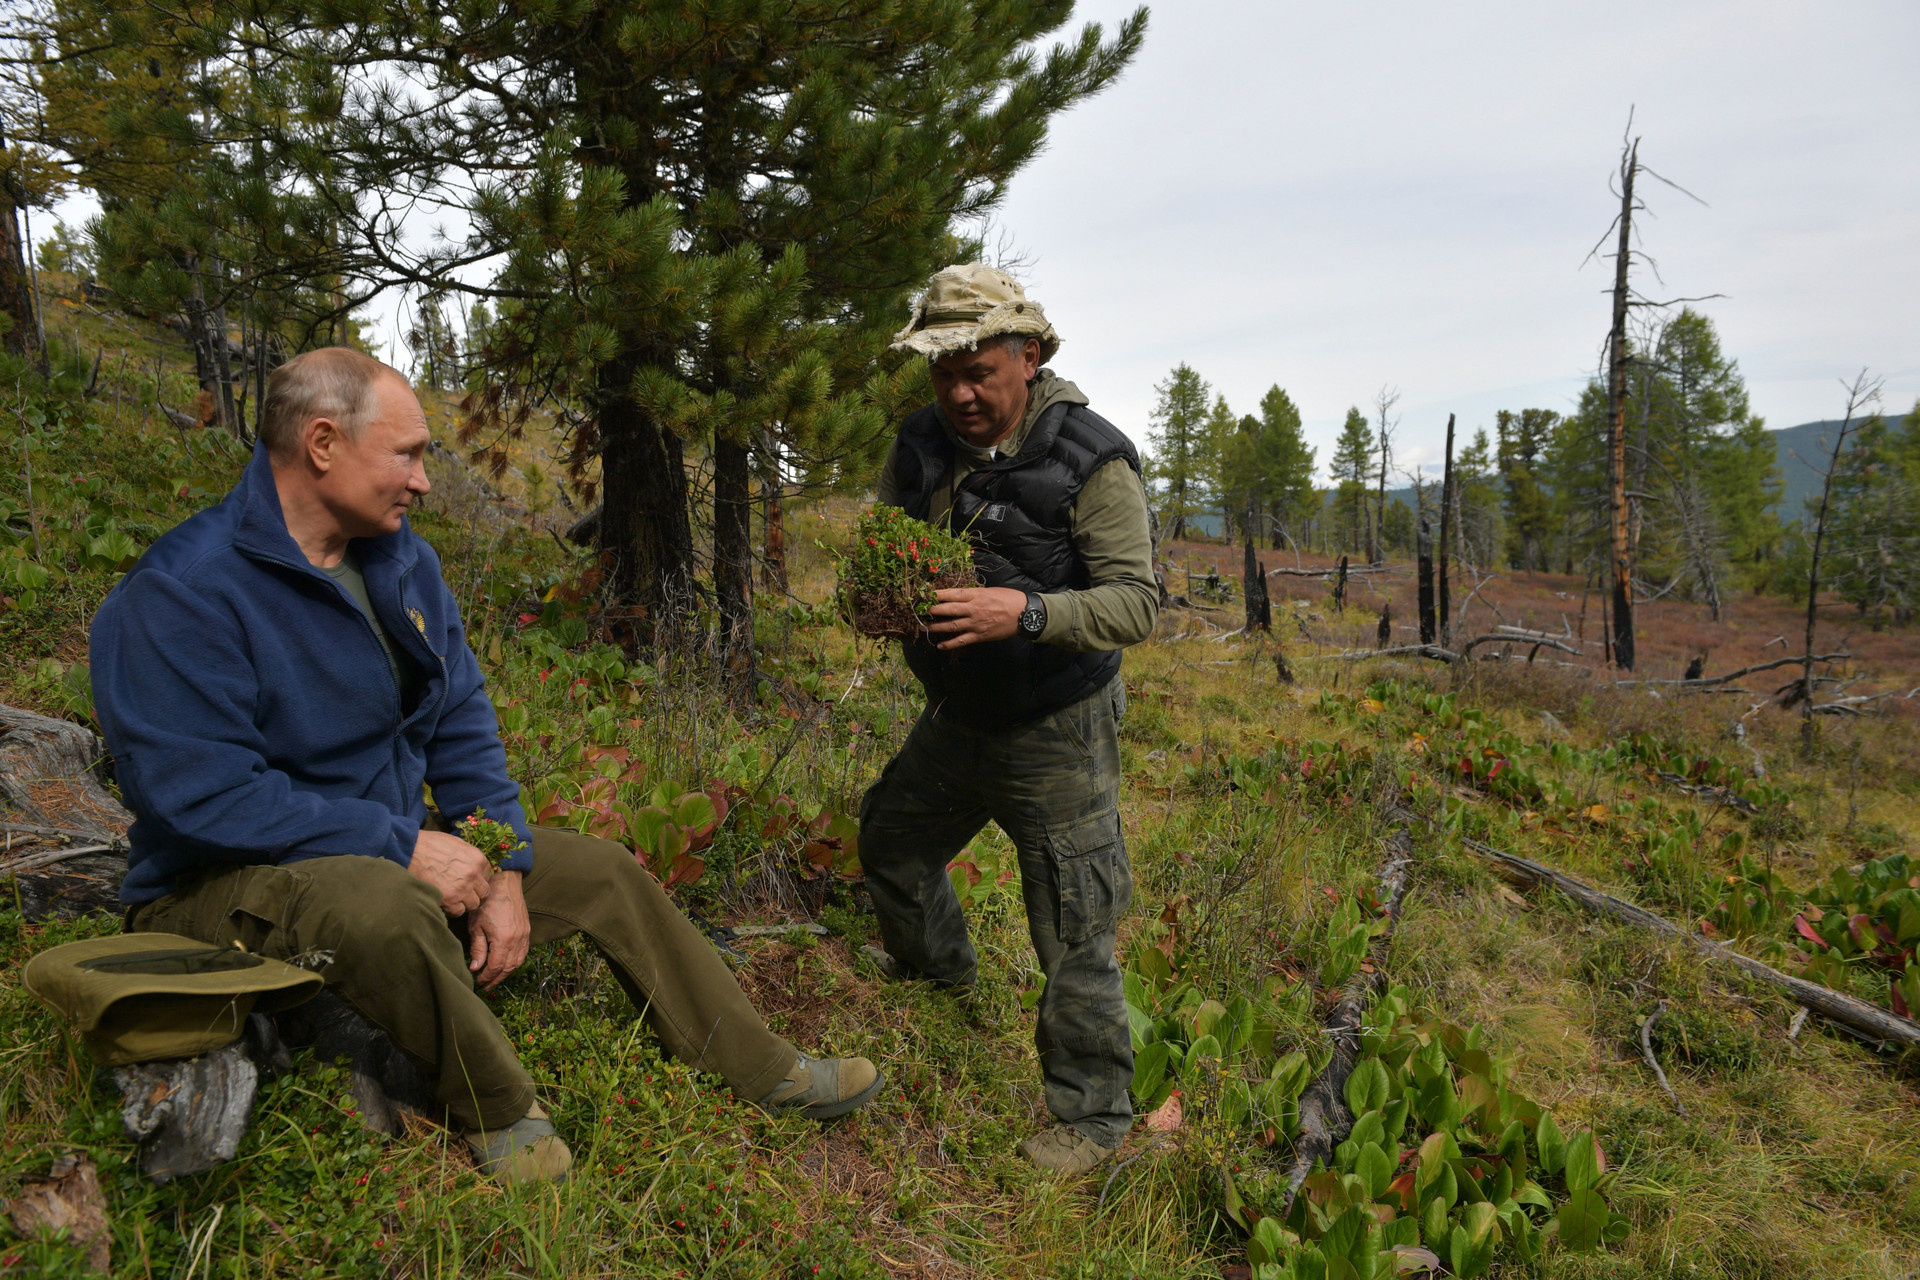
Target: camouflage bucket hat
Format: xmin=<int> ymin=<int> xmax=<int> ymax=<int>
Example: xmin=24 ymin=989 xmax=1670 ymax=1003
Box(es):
xmin=23 ymin=933 xmax=323 ymax=1067
xmin=890 ymin=263 xmax=1061 ymax=364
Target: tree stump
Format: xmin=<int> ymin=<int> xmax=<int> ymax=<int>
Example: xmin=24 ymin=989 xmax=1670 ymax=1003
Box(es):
xmin=0 ymin=703 xmax=130 ymax=920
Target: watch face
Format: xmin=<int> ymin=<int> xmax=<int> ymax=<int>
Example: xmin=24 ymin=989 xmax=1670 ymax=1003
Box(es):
xmin=1021 ymin=605 xmax=1046 ymax=634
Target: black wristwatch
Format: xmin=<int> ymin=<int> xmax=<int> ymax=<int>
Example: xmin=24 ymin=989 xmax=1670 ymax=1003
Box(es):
xmin=1019 ymin=592 xmax=1048 ymax=636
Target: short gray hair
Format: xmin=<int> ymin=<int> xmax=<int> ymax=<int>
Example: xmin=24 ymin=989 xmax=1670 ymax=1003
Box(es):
xmin=261 ymin=347 xmax=400 ymax=459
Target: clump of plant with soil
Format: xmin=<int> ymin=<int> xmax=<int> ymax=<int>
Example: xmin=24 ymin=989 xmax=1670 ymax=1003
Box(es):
xmin=836 ymin=505 xmax=976 ymax=640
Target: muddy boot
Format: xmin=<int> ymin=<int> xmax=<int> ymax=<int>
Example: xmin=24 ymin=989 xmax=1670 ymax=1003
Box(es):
xmin=464 ymin=1102 xmax=574 ymax=1185
xmin=1018 ymin=1123 xmax=1118 ymax=1176
xmin=757 ymin=1053 xmax=883 ymax=1120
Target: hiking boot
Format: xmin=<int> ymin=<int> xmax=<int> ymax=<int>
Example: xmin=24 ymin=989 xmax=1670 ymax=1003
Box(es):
xmin=861 ymin=945 xmax=975 ymax=1000
xmin=757 ymin=1053 xmax=884 ymax=1120
xmin=1018 ymin=1123 xmax=1119 ymax=1176
xmin=860 ymin=944 xmax=905 ymax=980
xmin=464 ymin=1101 xmax=573 ymax=1184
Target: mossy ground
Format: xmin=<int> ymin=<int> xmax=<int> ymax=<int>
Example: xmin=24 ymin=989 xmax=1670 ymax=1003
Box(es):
xmin=3 ymin=283 xmax=1918 ymax=1278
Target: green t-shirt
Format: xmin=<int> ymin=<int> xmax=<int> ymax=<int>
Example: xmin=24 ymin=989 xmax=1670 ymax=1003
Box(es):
xmin=321 ymin=552 xmax=416 ymax=706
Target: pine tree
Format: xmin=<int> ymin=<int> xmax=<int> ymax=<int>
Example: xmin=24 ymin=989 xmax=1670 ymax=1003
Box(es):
xmin=1330 ymin=406 xmax=1373 ymax=553
xmin=1495 ymin=409 xmax=1557 ymax=572
xmin=40 ymin=0 xmax=1148 ymax=649
xmin=1824 ymin=406 xmax=1920 ymax=625
xmin=1147 ymin=363 xmax=1212 ymax=541
xmin=1453 ymin=428 xmax=1505 ymax=569
xmin=1257 ymin=385 xmax=1317 ymax=548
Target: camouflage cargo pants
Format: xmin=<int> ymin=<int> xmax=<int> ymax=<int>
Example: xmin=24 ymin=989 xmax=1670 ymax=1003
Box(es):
xmin=858 ymin=676 xmax=1134 ymax=1148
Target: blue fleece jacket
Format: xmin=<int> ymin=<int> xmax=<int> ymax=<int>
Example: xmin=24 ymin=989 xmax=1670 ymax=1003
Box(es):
xmin=91 ymin=445 xmax=534 ymax=905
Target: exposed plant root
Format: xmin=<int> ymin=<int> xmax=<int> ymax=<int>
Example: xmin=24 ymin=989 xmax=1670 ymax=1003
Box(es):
xmin=1280 ymin=817 xmax=1416 ymax=1210
xmin=1639 ymin=1001 xmax=1686 ymax=1116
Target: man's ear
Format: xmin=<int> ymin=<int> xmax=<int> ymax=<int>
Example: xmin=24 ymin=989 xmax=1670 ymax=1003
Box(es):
xmin=1021 ymin=338 xmax=1042 ymax=381
xmin=303 ymin=416 xmax=342 ymax=472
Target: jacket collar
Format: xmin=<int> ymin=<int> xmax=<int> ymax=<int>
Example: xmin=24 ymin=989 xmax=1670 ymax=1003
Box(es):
xmin=229 ymin=443 xmax=420 ymax=575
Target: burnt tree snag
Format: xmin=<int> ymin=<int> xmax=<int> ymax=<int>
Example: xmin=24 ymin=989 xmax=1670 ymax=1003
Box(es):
xmin=1437 ymin=414 xmax=1455 ymax=648
xmin=1606 ymin=138 xmax=1640 ymax=671
xmin=1417 ymin=518 xmax=1436 ymax=645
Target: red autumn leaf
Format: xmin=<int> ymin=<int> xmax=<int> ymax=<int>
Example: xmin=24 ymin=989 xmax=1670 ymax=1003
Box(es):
xmin=1792 ymin=913 xmax=1826 ymax=945
xmin=665 ymin=854 xmax=705 ymax=890
xmin=1891 ymin=979 xmax=1911 ymax=1020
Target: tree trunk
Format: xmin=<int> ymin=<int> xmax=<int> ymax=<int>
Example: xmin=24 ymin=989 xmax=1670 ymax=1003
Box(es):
xmin=760 ymin=431 xmax=787 ymax=593
xmin=1608 ymin=141 xmax=1639 ymax=671
xmin=1242 ymin=519 xmax=1270 ymax=633
xmin=1417 ymin=519 xmax=1436 ymax=644
xmin=0 ymin=132 xmax=41 ymax=368
xmin=0 ymin=703 xmax=130 ymax=921
xmin=713 ymin=433 xmax=758 ymax=697
xmin=596 ymin=357 xmax=696 ymax=631
xmin=1437 ymin=414 xmax=1455 ymax=648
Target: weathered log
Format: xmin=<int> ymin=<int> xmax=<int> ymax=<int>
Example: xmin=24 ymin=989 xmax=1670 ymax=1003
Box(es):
xmin=1282 ymin=820 xmax=1415 ymax=1207
xmin=0 ymin=703 xmax=130 ymax=920
xmin=1462 ymin=837 xmax=1920 ymax=1050
xmin=113 ymin=1016 xmax=290 ymax=1183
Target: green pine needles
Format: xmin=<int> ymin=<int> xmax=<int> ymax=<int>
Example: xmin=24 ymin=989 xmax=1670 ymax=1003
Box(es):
xmin=836 ymin=506 xmax=976 ymax=640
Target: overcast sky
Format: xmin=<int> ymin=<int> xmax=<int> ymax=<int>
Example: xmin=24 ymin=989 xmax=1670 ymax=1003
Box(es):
xmin=36 ymin=2 xmax=1914 ymax=483
xmin=989 ymin=0 xmax=1920 ymax=481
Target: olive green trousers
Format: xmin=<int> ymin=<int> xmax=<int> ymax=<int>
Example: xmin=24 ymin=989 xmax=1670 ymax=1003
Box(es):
xmin=128 ymin=824 xmax=796 ymax=1129
xmin=858 ymin=676 xmax=1135 ymax=1148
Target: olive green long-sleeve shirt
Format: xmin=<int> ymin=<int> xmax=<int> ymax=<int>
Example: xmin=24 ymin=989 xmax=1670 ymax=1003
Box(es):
xmin=874 ymin=372 xmax=1159 ymax=652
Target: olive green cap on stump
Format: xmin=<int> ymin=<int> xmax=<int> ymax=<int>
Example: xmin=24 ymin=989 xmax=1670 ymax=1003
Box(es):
xmin=890 ymin=263 xmax=1061 ymax=363
xmin=23 ymin=933 xmax=323 ymax=1067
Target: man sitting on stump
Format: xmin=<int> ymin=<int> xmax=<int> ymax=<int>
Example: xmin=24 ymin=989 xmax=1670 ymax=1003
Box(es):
xmin=861 ymin=264 xmax=1159 ymax=1175
xmin=90 ymin=347 xmax=881 ymax=1185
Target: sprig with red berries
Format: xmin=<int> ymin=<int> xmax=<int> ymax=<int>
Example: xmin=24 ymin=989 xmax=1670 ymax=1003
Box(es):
xmin=457 ymin=808 xmax=528 ymax=869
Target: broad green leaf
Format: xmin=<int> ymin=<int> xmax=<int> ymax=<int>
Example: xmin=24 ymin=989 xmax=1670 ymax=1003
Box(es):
xmin=1191 ymin=998 xmax=1228 ymax=1040
xmin=1126 ymin=1000 xmax=1155 ymax=1052
xmin=1557 ymin=1188 xmax=1608 ymax=1252
xmin=1248 ymin=1217 xmax=1291 ymax=1267
xmin=1563 ymin=1129 xmax=1599 ymax=1192
xmin=1321 ymin=1205 xmax=1370 ymax=1264
xmin=1357 ymin=1142 xmax=1394 ymax=1200
xmin=1270 ymin=1050 xmax=1312 ymax=1099
xmin=672 ymin=792 xmax=717 ymax=830
xmin=1419 ymin=1195 xmax=1449 ymax=1250
xmin=1344 ymin=1057 xmax=1390 ymax=1117
xmin=1535 ymin=1111 xmax=1567 ymax=1176
xmin=1131 ymin=1042 xmax=1172 ymax=1103
xmin=1513 ymin=1179 xmax=1552 ymax=1209
xmin=1348 ymin=1109 xmax=1385 ymax=1151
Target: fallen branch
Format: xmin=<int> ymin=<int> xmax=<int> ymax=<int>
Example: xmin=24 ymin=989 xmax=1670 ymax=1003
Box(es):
xmin=1613 ymin=653 xmax=1850 ymax=689
xmin=1459 ymin=633 xmax=1582 ymax=659
xmin=1461 ymin=837 xmax=1920 ymax=1050
xmin=1638 ymin=1002 xmax=1685 ymax=1116
xmin=1 ymin=820 xmax=126 ymax=849
xmin=0 ymin=844 xmax=120 ymax=874
xmin=1282 ymin=819 xmax=1415 ymax=1209
xmin=1314 ymin=644 xmax=1460 ymax=663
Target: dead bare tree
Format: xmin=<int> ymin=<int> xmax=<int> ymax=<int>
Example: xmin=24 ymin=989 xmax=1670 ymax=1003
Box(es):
xmin=1371 ymin=384 xmax=1399 ymax=566
xmin=1438 ymin=413 xmax=1455 ymax=648
xmin=1587 ymin=115 xmax=1716 ymax=670
xmin=1797 ymin=371 xmax=1882 ymax=747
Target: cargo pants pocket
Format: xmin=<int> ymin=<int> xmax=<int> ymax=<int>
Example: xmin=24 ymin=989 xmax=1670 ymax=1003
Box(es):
xmin=224 ymin=865 xmax=306 ymax=957
xmin=1045 ymin=808 xmax=1130 ymax=945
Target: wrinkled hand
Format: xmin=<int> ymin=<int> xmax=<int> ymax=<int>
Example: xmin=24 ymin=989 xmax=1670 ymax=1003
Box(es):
xmin=468 ymin=870 xmax=531 ymax=991
xmin=409 ymin=828 xmax=491 ymax=917
xmin=927 ymin=586 xmax=1027 ymax=650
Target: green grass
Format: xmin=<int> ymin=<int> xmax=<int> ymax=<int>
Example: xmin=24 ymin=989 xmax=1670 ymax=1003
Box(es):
xmin=4 ymin=290 xmax=1920 ymax=1277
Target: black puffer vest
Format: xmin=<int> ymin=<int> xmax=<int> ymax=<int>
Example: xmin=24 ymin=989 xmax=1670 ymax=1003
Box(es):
xmin=893 ymin=398 xmax=1141 ymax=728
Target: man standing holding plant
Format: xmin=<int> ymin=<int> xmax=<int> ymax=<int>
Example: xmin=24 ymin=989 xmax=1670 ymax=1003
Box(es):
xmin=862 ymin=263 xmax=1159 ymax=1174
